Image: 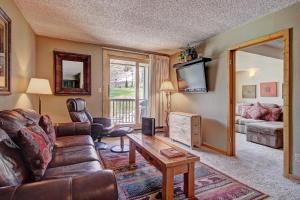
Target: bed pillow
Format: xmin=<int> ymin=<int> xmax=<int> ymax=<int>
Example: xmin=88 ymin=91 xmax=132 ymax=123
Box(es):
xmin=16 ymin=125 xmax=52 ymax=180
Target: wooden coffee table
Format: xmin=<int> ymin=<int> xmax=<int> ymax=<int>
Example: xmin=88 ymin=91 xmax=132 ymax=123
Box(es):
xmin=127 ymin=133 xmax=199 ymax=200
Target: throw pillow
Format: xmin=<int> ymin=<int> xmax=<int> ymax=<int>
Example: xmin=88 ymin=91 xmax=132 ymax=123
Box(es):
xmin=246 ymin=103 xmax=269 ymax=119
xmin=16 ymin=126 xmax=52 ymax=180
xmin=241 ymin=105 xmax=252 ymax=118
xmin=263 ymin=107 xmax=282 ymax=121
xmin=0 ymin=128 xmax=30 ymax=186
xmin=39 ymin=115 xmax=56 ymax=149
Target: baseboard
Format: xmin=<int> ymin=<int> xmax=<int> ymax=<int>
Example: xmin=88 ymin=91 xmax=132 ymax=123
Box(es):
xmin=202 ymin=142 xmax=228 ymax=155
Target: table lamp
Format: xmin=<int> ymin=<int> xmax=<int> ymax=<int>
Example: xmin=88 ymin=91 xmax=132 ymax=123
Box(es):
xmin=26 ymin=78 xmax=52 ymax=114
xmin=160 ymin=80 xmax=175 ymax=133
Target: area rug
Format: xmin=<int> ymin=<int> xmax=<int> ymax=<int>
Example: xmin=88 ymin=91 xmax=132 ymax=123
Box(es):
xmin=98 ymin=147 xmax=268 ymax=200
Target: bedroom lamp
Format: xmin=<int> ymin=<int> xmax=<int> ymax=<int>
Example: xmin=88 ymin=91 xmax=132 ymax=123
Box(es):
xmin=160 ymin=80 xmax=175 ymax=133
xmin=26 ymin=78 xmax=52 ymax=114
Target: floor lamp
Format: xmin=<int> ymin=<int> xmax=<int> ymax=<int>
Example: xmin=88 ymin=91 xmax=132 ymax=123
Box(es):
xmin=26 ymin=78 xmax=52 ymax=114
xmin=160 ymin=80 xmax=175 ymax=134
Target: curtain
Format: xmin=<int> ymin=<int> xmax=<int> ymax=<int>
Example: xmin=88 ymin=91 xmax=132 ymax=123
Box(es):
xmin=149 ymin=54 xmax=170 ymax=127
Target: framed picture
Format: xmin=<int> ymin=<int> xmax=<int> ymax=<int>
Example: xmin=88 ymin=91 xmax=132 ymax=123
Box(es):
xmin=260 ymin=82 xmax=277 ymax=97
xmin=242 ymin=85 xmax=256 ymax=98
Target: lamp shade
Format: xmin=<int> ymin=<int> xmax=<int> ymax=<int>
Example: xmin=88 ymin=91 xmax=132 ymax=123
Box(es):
xmin=26 ymin=78 xmax=52 ymax=95
xmin=160 ymin=81 xmax=175 ymax=92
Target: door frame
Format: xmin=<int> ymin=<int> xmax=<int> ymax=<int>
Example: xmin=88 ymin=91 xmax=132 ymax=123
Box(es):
xmin=227 ymin=29 xmax=292 ymax=177
xmin=102 ymin=49 xmax=149 ymax=127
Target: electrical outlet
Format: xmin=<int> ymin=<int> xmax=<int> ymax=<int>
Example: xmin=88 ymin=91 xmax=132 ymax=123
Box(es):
xmin=295 ymin=153 xmax=300 ymax=162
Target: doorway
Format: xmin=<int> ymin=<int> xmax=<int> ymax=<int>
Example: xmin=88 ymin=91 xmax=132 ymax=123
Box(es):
xmin=103 ymin=49 xmax=150 ymax=128
xmin=227 ymin=29 xmax=291 ymax=177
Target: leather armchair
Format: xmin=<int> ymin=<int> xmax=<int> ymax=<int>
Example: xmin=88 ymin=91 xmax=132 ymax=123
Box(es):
xmin=66 ymin=98 xmax=113 ymax=149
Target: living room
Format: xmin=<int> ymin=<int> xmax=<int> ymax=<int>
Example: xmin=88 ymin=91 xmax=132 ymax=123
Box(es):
xmin=1 ymin=0 xmax=300 ymax=200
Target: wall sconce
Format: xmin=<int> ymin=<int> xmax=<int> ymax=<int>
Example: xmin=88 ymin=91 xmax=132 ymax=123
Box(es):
xmin=248 ymin=68 xmax=257 ymax=77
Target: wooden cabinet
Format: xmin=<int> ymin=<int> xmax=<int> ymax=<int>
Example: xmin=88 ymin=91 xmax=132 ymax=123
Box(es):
xmin=169 ymin=112 xmax=201 ymax=149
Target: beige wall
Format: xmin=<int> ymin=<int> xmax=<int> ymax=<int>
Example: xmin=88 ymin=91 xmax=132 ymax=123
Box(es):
xmin=0 ymin=0 xmax=37 ymax=110
xmin=170 ymin=2 xmax=300 ymax=176
xmin=36 ymin=36 xmax=103 ymax=123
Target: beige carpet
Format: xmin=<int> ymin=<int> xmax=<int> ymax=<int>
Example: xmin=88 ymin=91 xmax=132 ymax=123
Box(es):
xmin=103 ymin=132 xmax=300 ymax=200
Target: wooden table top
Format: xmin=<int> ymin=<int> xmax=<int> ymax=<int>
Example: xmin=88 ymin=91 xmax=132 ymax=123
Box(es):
xmin=127 ymin=133 xmax=199 ymax=167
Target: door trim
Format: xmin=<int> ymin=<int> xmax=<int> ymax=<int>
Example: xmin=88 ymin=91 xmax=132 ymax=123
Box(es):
xmin=227 ymin=29 xmax=292 ymax=177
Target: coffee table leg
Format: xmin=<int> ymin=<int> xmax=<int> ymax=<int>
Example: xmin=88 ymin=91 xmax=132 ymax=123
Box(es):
xmin=184 ymin=163 xmax=195 ymax=198
xmin=129 ymin=140 xmax=136 ymax=164
xmin=162 ymin=168 xmax=174 ymax=200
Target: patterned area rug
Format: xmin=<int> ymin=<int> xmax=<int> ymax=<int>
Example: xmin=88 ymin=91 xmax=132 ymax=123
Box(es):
xmin=98 ymin=147 xmax=268 ymax=200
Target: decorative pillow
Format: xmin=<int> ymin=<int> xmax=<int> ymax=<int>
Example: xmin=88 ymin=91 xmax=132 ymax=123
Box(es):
xmin=39 ymin=115 xmax=56 ymax=149
xmin=241 ymin=105 xmax=252 ymax=118
xmin=263 ymin=107 xmax=282 ymax=121
xmin=246 ymin=103 xmax=269 ymax=119
xmin=16 ymin=126 xmax=52 ymax=180
xmin=0 ymin=128 xmax=30 ymax=186
xmin=236 ymin=103 xmax=253 ymax=116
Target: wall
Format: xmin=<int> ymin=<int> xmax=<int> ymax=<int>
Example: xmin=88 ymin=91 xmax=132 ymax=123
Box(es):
xmin=36 ymin=36 xmax=102 ymax=122
xmin=170 ymin=2 xmax=300 ymax=176
xmin=236 ymin=51 xmax=283 ymax=105
xmin=0 ymin=0 xmax=37 ymax=110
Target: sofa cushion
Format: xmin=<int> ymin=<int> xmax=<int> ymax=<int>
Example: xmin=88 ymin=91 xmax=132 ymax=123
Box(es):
xmin=55 ymin=135 xmax=94 ymax=148
xmin=14 ymin=108 xmax=41 ymax=125
xmin=43 ymin=161 xmax=102 ymax=180
xmin=49 ymin=145 xmax=99 ymax=168
xmin=0 ymin=110 xmax=28 ymax=139
xmin=246 ymin=122 xmax=283 ymax=136
xmin=39 ymin=115 xmax=56 ymax=149
xmin=261 ymin=103 xmax=280 ymax=108
xmin=235 ymin=116 xmax=264 ymax=125
xmin=0 ymin=128 xmax=30 ymax=186
xmin=16 ymin=126 xmax=52 ymax=180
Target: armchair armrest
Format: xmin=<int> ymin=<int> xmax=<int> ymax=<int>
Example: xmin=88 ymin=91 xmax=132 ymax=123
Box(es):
xmin=0 ymin=170 xmax=118 ymax=200
xmin=93 ymin=117 xmax=112 ymax=127
xmin=55 ymin=122 xmax=91 ymax=137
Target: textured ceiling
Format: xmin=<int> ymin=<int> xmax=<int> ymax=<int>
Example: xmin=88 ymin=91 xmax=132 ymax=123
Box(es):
xmin=14 ymin=0 xmax=299 ymax=55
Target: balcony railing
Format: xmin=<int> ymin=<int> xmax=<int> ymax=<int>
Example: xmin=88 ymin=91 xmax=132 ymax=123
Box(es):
xmin=110 ymin=98 xmax=148 ymax=124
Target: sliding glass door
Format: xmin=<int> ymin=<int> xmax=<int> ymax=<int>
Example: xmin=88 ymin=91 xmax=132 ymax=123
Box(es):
xmin=103 ymin=50 xmax=150 ymax=127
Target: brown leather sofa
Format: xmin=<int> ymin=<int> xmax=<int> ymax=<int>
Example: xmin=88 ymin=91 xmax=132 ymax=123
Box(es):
xmin=0 ymin=109 xmax=118 ymax=200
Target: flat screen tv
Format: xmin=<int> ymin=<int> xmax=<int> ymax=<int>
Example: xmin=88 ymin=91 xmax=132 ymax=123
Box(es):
xmin=176 ymin=61 xmax=208 ymax=93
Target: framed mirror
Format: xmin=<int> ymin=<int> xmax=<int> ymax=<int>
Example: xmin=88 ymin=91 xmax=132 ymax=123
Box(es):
xmin=54 ymin=51 xmax=91 ymax=95
xmin=0 ymin=8 xmax=11 ymax=95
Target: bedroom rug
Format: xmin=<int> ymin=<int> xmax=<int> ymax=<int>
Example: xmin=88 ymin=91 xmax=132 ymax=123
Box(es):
xmin=98 ymin=147 xmax=268 ymax=200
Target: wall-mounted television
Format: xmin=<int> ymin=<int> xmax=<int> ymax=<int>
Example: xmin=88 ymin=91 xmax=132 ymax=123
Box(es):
xmin=175 ymin=57 xmax=211 ymax=93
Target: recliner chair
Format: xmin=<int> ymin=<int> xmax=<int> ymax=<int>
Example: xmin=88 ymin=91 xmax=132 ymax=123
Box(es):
xmin=66 ymin=98 xmax=113 ymax=149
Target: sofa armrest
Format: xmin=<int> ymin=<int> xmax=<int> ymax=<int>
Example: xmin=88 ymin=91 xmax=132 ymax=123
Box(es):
xmin=0 ymin=170 xmax=118 ymax=200
xmin=55 ymin=122 xmax=91 ymax=137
